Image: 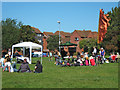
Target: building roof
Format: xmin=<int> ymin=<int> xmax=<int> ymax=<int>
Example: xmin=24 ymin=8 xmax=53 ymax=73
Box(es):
xmin=31 ymin=27 xmax=42 ymax=34
xmin=73 ymin=30 xmax=98 ymax=39
xmin=54 ymin=31 xmax=71 ymax=36
xmin=74 ymin=30 xmax=92 ymax=37
xmin=43 ymin=32 xmax=54 ymax=37
xmin=54 ymin=31 xmax=71 ymax=43
xmin=61 ymin=37 xmax=70 ymax=44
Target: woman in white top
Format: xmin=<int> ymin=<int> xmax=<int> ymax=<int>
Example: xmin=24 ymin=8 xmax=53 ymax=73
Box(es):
xmin=3 ymin=54 xmax=11 ymax=72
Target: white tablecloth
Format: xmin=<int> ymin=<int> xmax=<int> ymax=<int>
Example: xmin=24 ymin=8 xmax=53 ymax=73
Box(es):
xmin=17 ymin=57 xmax=30 ymax=63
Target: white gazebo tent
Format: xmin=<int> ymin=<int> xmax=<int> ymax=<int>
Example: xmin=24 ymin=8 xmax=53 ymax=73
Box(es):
xmin=11 ymin=42 xmax=42 ymax=64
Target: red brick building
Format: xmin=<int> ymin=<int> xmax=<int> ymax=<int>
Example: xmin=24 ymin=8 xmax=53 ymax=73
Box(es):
xmin=43 ymin=32 xmax=54 ymax=52
xmin=31 ymin=27 xmax=43 ymax=46
xmin=41 ymin=29 xmax=98 ymax=54
xmin=70 ymin=30 xmax=98 ymax=53
xmin=54 ymin=31 xmax=71 ymax=44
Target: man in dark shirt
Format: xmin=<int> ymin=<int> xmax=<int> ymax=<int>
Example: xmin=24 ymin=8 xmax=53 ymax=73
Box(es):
xmin=61 ymin=49 xmax=67 ymax=60
xmin=34 ymin=60 xmax=42 ymax=73
xmin=17 ymin=59 xmax=31 ymax=73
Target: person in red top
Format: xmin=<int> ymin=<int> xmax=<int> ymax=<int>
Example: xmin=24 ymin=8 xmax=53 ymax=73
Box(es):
xmin=90 ymin=56 xmax=96 ymax=66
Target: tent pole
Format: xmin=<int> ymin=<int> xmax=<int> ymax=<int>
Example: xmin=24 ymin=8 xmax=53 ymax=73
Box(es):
xmin=41 ymin=47 xmax=42 ymax=64
xmin=23 ymin=47 xmax=25 ymax=57
xmin=12 ymin=46 xmax=14 ymax=60
xmin=30 ymin=46 xmax=32 ymax=64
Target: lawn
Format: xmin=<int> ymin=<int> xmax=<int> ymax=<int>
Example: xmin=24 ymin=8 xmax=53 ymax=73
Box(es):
xmin=2 ymin=57 xmax=118 ymax=88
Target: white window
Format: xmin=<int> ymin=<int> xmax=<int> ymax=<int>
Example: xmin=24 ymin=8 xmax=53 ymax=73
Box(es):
xmin=75 ymin=37 xmax=79 ymax=41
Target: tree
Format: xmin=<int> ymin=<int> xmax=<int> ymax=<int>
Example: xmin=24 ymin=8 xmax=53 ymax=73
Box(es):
xmin=19 ymin=25 xmax=39 ymax=43
xmin=47 ymin=35 xmax=59 ymax=51
xmin=2 ymin=18 xmax=22 ymax=50
xmin=102 ymin=7 xmax=120 ymax=53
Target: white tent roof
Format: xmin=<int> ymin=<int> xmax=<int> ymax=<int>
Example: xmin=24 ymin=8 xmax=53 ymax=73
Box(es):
xmin=12 ymin=42 xmax=42 ymax=64
xmin=12 ymin=42 xmax=42 ymax=49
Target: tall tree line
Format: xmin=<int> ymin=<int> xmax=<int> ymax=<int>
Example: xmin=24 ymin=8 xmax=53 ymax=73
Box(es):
xmin=2 ymin=18 xmax=39 ymax=50
xmin=102 ymin=7 xmax=120 ymax=53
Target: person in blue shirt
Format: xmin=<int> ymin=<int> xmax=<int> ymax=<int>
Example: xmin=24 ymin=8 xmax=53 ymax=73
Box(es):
xmin=100 ymin=48 xmax=105 ymax=63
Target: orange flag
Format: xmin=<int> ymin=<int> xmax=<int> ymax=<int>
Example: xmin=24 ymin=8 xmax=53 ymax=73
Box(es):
xmin=97 ymin=9 xmax=110 ymax=44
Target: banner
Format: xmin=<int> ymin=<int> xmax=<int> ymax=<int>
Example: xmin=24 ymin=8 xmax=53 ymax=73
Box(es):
xmin=97 ymin=9 xmax=110 ymax=43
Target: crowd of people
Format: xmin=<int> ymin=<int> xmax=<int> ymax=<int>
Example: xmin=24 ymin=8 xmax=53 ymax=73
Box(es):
xmin=0 ymin=53 xmax=43 ymax=73
xmin=49 ymin=47 xmax=120 ymax=67
xmin=0 ymin=46 xmax=120 ymax=72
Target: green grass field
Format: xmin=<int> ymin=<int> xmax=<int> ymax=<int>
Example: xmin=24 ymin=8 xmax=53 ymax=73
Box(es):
xmin=2 ymin=57 xmax=118 ymax=88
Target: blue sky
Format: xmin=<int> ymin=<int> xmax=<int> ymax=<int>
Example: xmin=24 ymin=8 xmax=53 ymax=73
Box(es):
xmin=2 ymin=2 xmax=118 ymax=33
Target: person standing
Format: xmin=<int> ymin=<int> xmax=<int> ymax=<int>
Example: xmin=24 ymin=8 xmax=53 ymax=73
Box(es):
xmin=54 ymin=49 xmax=58 ymax=64
xmin=8 ymin=49 xmax=11 ymax=56
xmin=100 ymin=48 xmax=105 ymax=64
xmin=92 ymin=47 xmax=97 ymax=62
xmin=61 ymin=49 xmax=67 ymax=60
xmin=77 ymin=52 xmax=80 ymax=59
xmin=49 ymin=51 xmax=53 ymax=61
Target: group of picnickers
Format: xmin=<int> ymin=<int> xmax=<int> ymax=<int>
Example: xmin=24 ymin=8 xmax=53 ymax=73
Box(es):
xmin=49 ymin=47 xmax=120 ymax=67
xmin=1 ymin=46 xmax=120 ymax=72
xmin=0 ymin=51 xmax=43 ymax=73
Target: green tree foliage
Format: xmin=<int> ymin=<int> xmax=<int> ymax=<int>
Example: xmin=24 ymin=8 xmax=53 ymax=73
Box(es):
xmin=2 ymin=18 xmax=22 ymax=50
xmin=2 ymin=18 xmax=39 ymax=50
xmin=102 ymin=7 xmax=120 ymax=53
xmin=47 ymin=35 xmax=59 ymax=51
xmin=19 ymin=25 xmax=39 ymax=43
xmin=79 ymin=38 xmax=100 ymax=54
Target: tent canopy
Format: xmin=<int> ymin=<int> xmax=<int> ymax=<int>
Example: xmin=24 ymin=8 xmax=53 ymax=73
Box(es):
xmin=12 ymin=42 xmax=42 ymax=64
xmin=12 ymin=42 xmax=42 ymax=49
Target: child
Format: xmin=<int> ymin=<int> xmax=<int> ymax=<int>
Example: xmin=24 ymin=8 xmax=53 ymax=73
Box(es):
xmin=85 ymin=57 xmax=89 ymax=66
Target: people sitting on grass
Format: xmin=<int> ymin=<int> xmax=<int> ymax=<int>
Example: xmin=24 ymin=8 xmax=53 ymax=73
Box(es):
xmin=56 ymin=47 xmax=118 ymax=67
xmin=3 ymin=54 xmax=11 ymax=72
xmin=85 ymin=57 xmax=89 ymax=66
xmin=34 ymin=60 xmax=43 ymax=73
xmin=109 ymin=53 xmax=113 ymax=63
xmin=89 ymin=56 xmax=96 ymax=66
xmin=17 ymin=59 xmax=31 ymax=73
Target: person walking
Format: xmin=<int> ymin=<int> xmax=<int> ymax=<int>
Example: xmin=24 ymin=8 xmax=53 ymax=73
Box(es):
xmin=49 ymin=51 xmax=53 ymax=61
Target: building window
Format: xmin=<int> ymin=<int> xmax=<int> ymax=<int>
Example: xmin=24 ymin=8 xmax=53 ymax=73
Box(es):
xmin=65 ymin=36 xmax=70 ymax=38
xmin=75 ymin=37 xmax=79 ymax=41
xmin=81 ymin=37 xmax=87 ymax=39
